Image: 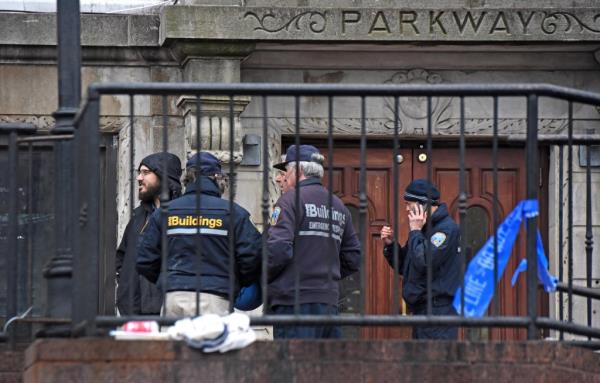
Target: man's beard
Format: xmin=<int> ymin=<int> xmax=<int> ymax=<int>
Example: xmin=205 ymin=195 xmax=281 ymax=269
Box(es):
xmin=139 ymin=182 xmax=161 ymax=202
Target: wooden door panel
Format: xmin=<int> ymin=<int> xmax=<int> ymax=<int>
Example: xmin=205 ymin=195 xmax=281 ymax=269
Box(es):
xmin=321 ymin=147 xmax=412 ymax=339
xmin=414 ymin=148 xmax=538 ymax=340
xmin=327 ymin=168 xmax=345 ymax=196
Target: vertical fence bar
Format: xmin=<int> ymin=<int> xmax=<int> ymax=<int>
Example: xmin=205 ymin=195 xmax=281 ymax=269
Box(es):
xmin=492 ymin=96 xmax=500 ymax=317
xmin=525 ymin=94 xmax=539 ymax=340
xmin=127 ymin=95 xmax=135 ymax=315
xmin=567 ymin=102 xmax=573 ymax=324
xmin=6 ymin=130 xmax=19 ymax=347
xmin=261 ymin=96 xmax=269 ymax=313
xmin=228 ymin=96 xmax=236 ymax=312
xmin=27 ymin=143 xmax=34 ymax=316
xmin=195 ymin=96 xmax=203 ymax=316
xmin=359 ymin=96 xmax=367 ymax=316
xmin=426 ymin=96 xmax=433 ymax=316
xmin=129 ymin=96 xmax=135 ymax=219
xmin=327 ymin=97 xmax=334 ymax=292
xmin=585 ymin=143 xmax=593 ymax=339
xmin=558 ymin=144 xmax=564 ymax=340
xmin=392 ymin=96 xmax=400 ymax=315
xmin=459 ymin=96 xmax=467 ymax=316
xmin=160 ymin=96 xmax=169 ymax=317
xmin=293 ymin=96 xmax=301 ymax=314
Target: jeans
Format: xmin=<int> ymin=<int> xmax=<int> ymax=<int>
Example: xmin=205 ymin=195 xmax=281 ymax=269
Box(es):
xmin=272 ymin=303 xmax=341 ymax=339
xmin=411 ymin=303 xmax=458 ymax=340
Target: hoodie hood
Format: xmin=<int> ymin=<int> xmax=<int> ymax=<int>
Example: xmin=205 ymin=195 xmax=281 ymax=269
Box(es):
xmin=139 ymin=152 xmax=183 ymax=200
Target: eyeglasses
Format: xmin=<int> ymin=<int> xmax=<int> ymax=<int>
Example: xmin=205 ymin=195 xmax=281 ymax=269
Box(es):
xmin=137 ymin=169 xmax=154 ymax=177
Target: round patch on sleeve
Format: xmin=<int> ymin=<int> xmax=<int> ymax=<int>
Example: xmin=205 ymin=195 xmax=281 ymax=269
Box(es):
xmin=430 ymin=232 xmax=447 ymax=248
xmin=270 ymin=207 xmax=281 ymax=226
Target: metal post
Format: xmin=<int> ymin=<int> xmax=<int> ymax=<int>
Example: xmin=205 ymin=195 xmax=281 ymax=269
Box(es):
xmin=526 ymin=94 xmax=539 ymax=339
xmin=43 ymin=0 xmax=81 ymax=336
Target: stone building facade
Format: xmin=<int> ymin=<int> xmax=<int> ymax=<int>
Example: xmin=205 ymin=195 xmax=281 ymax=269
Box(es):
xmin=0 ymin=0 xmax=598 ymax=339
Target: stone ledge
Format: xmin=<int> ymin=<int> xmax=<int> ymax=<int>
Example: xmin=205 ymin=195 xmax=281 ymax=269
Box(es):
xmin=0 ymin=13 xmax=159 ymax=46
xmin=22 ymin=339 xmax=600 ymax=383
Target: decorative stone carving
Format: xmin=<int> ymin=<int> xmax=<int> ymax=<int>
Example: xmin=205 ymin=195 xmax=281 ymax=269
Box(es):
xmin=243 ymin=10 xmax=328 ymax=34
xmin=177 ymin=95 xmax=251 ymax=164
xmin=383 ymin=69 xmax=453 ymax=133
xmin=541 ymin=11 xmax=600 ymax=34
xmin=265 ymin=116 xmax=574 ymax=137
xmin=0 ymin=115 xmax=55 ymax=131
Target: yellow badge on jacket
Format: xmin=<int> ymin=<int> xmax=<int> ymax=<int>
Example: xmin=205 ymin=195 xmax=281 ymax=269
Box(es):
xmin=270 ymin=207 xmax=281 ymax=225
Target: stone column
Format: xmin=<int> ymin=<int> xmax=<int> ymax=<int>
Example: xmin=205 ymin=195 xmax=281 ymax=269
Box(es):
xmin=172 ymin=42 xmax=255 ymax=162
xmin=177 ymin=95 xmax=250 ymax=163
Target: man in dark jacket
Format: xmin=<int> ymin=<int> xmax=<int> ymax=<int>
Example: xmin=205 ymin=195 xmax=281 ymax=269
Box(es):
xmin=380 ymin=179 xmax=461 ymax=339
xmin=137 ymin=151 xmax=262 ymax=316
xmin=268 ymin=145 xmax=361 ymax=339
xmin=115 ymin=152 xmax=182 ymax=315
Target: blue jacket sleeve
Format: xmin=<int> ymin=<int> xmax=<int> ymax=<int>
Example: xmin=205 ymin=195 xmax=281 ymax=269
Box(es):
xmin=339 ymin=213 xmax=361 ymax=279
xmin=136 ymin=209 xmax=162 ymax=284
xmin=383 ymin=241 xmax=408 ymax=275
xmin=235 ymin=209 xmax=262 ymax=287
xmin=406 ymin=228 xmax=457 ymax=273
xmin=266 ymin=195 xmax=295 ymax=281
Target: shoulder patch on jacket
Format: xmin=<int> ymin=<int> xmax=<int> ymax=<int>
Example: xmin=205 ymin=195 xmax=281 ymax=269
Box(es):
xmin=270 ymin=207 xmax=281 ymax=225
xmin=430 ymin=232 xmax=447 ymax=248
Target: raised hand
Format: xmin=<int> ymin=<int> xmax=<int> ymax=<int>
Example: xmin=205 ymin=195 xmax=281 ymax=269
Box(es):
xmin=380 ymin=225 xmax=394 ymax=246
xmin=408 ymin=204 xmax=427 ymax=231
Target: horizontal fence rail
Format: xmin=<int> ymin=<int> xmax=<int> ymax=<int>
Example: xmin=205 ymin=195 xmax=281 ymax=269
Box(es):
xmin=1 ymin=83 xmax=599 ymax=345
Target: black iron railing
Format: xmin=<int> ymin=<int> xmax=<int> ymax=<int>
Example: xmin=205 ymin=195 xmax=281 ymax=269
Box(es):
xmin=1 ymin=83 xmax=599 ymax=346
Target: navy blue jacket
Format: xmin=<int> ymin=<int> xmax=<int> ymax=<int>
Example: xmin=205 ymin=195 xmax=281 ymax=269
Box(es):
xmin=136 ymin=177 xmax=262 ymax=297
xmin=383 ymin=203 xmax=460 ymax=311
xmin=267 ymin=178 xmax=361 ymax=307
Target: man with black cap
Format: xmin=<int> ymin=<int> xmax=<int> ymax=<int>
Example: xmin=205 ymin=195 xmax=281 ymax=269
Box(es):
xmin=268 ymin=144 xmax=361 ymax=339
xmin=380 ymin=179 xmax=461 ymax=339
xmin=115 ymin=152 xmax=182 ymax=315
xmin=137 ymin=151 xmax=262 ymax=316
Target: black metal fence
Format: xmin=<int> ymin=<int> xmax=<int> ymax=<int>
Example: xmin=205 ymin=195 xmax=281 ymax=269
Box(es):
xmin=1 ymin=83 xmax=599 ymax=346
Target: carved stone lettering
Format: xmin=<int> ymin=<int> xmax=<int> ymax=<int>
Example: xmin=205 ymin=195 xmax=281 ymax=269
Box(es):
xmin=399 ymin=10 xmax=419 ymax=35
xmin=452 ymin=11 xmax=487 ymax=34
xmin=517 ymin=11 xmax=535 ymax=34
xmin=369 ymin=11 xmax=392 ymax=34
xmin=429 ymin=11 xmax=447 ymax=34
xmin=490 ymin=11 xmax=511 ymax=34
xmin=164 ymin=6 xmax=600 ymax=42
xmin=342 ymin=10 xmax=361 ymax=34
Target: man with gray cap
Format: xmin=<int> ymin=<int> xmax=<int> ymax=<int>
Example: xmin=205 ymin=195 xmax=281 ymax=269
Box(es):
xmin=137 ymin=151 xmax=262 ymax=316
xmin=380 ymin=179 xmax=460 ymax=339
xmin=115 ymin=152 xmax=182 ymax=315
xmin=268 ymin=144 xmax=361 ymax=338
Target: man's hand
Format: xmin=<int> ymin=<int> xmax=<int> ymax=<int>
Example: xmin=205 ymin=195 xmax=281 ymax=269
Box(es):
xmin=408 ymin=204 xmax=427 ymax=231
xmin=380 ymin=226 xmax=394 ymax=246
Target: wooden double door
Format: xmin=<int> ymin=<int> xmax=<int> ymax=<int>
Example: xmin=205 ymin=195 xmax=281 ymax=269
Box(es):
xmin=318 ymin=144 xmax=547 ymax=340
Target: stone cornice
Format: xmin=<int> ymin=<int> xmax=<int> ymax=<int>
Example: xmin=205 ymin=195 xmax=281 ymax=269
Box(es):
xmin=161 ymin=6 xmax=600 ymax=43
xmin=0 ymin=13 xmax=159 ymax=46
